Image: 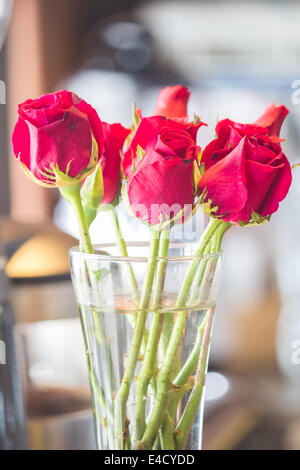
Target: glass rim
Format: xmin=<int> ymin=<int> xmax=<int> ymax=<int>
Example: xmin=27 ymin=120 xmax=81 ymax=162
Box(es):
xmin=69 ymin=242 xmax=222 ymax=263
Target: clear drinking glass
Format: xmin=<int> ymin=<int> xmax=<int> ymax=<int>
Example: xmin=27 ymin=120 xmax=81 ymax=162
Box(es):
xmin=70 ymin=242 xmax=222 ymax=450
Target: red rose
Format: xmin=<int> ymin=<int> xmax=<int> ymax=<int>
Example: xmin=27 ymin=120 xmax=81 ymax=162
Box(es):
xmin=254 ymin=103 xmax=289 ymax=138
xmin=153 ymin=85 xmax=190 ymax=119
xmin=12 ymin=90 xmax=103 ymax=187
xmin=124 ymin=123 xmax=201 ymax=225
xmin=123 ymin=115 xmax=202 ymax=178
xmin=198 ymin=135 xmax=292 ymax=224
xmin=100 ymin=122 xmax=130 ymax=205
xmin=201 ymin=103 xmax=289 ymax=174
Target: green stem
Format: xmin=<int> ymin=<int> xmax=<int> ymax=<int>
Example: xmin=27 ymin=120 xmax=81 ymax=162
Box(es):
xmin=78 ymin=305 xmax=115 ymax=447
xmin=174 ymin=306 xmax=214 ymax=449
xmin=108 ymin=207 xmax=151 ymax=361
xmin=114 ymin=230 xmax=160 ymax=449
xmin=159 ymin=411 xmax=175 ymax=450
xmin=160 ymin=376 xmax=194 ymax=450
xmin=139 ymin=218 xmax=221 ymax=449
xmin=152 ymin=435 xmax=161 ymax=450
xmin=174 ymin=315 xmax=207 ymax=388
xmin=170 ymin=241 xmax=214 ymax=391
xmin=60 ymin=183 xmax=93 ymax=254
xmin=108 ymin=206 xmax=142 ymax=335
xmin=159 ymin=314 xmax=173 ymax=356
xmin=173 ymin=223 xmax=229 ymax=391
xmin=134 ymin=228 xmax=170 ymax=444
xmin=213 ymin=221 xmax=231 ymax=251
xmin=189 ymin=241 xmax=212 ymax=304
xmin=60 ymin=183 xmax=116 ymax=446
xmin=64 ymin=191 xmax=112 ymax=374
xmin=109 ymin=207 xmax=140 ymax=305
xmin=174 ymin=221 xmax=231 ymax=449
xmin=159 ymin=240 xmax=213 ymax=448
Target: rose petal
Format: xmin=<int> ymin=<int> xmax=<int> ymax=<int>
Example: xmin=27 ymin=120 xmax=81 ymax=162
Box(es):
xmin=19 ymin=90 xmax=76 ymax=126
xmin=238 ymin=158 xmax=279 ymax=222
xmin=246 ymin=142 xmax=276 ymax=164
xmin=123 ymin=116 xmax=202 ymax=177
xmin=100 ymin=122 xmax=130 ymax=205
xmin=258 ymin=152 xmax=292 ymax=216
xmin=12 ymin=117 xmax=31 ymax=169
xmin=123 ymin=116 xmax=166 ymax=177
xmin=198 ymin=138 xmax=248 ymax=222
xmin=30 ymin=110 xmax=92 ymax=180
xmin=75 ymin=99 xmax=103 ymax=158
xmin=153 ymin=85 xmax=190 ymax=119
xmin=201 ymin=124 xmax=234 ymax=170
xmin=128 ymin=157 xmax=194 ymax=225
xmin=156 ymin=127 xmax=194 ymax=159
xmin=216 ymin=119 xmax=267 ymax=139
xmin=254 ymin=103 xmax=289 ymax=137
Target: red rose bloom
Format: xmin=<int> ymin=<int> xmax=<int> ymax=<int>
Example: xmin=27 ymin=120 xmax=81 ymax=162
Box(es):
xmin=201 ymin=103 xmax=289 ymax=175
xmin=124 ymin=122 xmax=201 ymax=226
xmin=153 ymin=85 xmax=190 ymax=119
xmin=12 ymin=90 xmax=103 ymax=187
xmin=100 ymin=122 xmax=130 ymax=205
xmin=198 ymin=134 xmax=292 ymax=224
xmin=123 ymin=115 xmax=202 ymax=178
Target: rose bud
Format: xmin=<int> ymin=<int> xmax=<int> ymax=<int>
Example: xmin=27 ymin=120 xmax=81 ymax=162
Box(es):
xmin=81 ymin=163 xmax=104 ymax=227
xmin=254 ymin=103 xmax=289 ymax=138
xmin=123 ymin=125 xmax=201 ymax=226
xmin=198 ymin=136 xmax=292 ymax=225
xmin=81 ymin=122 xmax=130 ymax=226
xmin=153 ymin=85 xmax=190 ymax=120
xmin=12 ymin=90 xmax=103 ymax=188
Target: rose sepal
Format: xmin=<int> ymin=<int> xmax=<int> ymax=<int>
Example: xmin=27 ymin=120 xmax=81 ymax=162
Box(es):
xmin=16 ymin=154 xmax=55 ymax=188
xmin=237 ymin=211 xmax=271 ymax=227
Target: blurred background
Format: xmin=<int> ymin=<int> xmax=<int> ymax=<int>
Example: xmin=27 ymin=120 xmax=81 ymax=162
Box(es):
xmin=1 ymin=0 xmax=300 ymax=450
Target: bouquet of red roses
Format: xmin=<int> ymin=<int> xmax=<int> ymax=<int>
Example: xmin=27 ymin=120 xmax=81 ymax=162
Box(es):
xmin=12 ymin=86 xmax=292 ymax=450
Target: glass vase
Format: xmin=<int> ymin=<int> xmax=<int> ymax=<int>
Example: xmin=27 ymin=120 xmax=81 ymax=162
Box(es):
xmin=70 ymin=242 xmax=222 ymax=450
